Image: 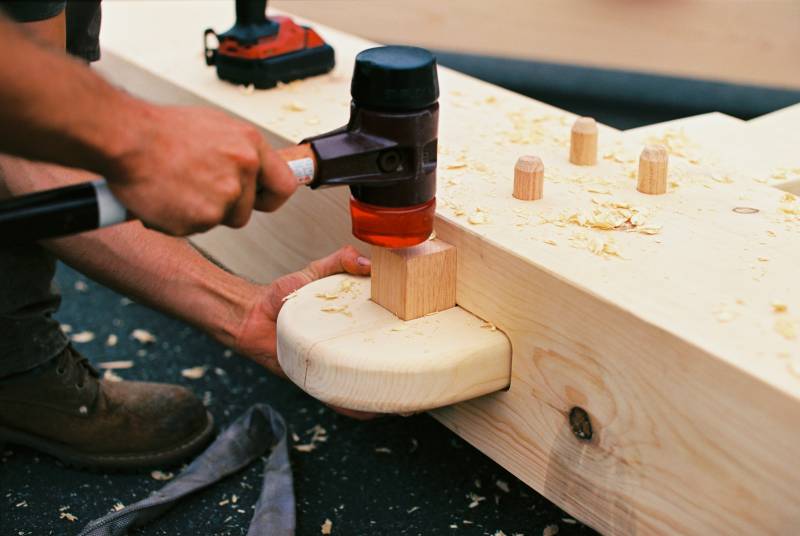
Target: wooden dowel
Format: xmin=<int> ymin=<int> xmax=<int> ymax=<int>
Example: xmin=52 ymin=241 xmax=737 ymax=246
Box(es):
xmin=513 ymin=155 xmax=544 ymax=201
xmin=569 ymin=117 xmax=598 ymax=166
xmin=637 ymin=145 xmax=669 ymax=195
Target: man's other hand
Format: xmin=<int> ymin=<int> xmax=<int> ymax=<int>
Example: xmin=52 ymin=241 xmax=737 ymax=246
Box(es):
xmin=233 ymin=245 xmax=378 ymax=420
xmin=109 ymin=105 xmax=298 ymax=236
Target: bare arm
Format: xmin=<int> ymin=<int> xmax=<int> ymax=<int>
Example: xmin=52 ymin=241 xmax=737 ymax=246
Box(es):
xmin=0 ymin=15 xmax=297 ymax=235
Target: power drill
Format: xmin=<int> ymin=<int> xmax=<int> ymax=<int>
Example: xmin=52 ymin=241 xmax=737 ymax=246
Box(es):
xmin=204 ymin=0 xmax=335 ymax=89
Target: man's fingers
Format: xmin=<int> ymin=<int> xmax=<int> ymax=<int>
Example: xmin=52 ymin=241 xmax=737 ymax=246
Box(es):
xmin=253 ymin=139 xmax=298 ymax=212
xmin=302 ymin=245 xmax=371 ymax=281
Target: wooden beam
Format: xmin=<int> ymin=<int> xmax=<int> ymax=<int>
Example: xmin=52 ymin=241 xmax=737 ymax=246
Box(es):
xmin=273 ymin=0 xmax=800 ymax=90
xmin=97 ymin=2 xmax=800 ymax=533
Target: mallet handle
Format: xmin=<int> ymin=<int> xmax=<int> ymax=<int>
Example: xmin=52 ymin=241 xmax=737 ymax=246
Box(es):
xmin=0 ymin=145 xmax=319 ymax=244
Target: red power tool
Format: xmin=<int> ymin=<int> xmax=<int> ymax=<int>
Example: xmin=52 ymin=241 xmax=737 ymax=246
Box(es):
xmin=204 ymin=0 xmax=335 ymax=89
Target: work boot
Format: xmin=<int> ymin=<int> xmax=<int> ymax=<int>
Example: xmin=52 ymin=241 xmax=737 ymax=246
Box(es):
xmin=0 ymin=345 xmax=214 ymax=470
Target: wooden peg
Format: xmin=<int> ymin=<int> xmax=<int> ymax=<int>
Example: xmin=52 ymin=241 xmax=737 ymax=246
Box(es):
xmin=371 ymin=239 xmax=457 ymax=321
xmin=569 ymin=117 xmax=598 ymax=166
xmin=513 ymin=155 xmax=544 ymax=201
xmin=637 ymin=145 xmax=669 ymax=195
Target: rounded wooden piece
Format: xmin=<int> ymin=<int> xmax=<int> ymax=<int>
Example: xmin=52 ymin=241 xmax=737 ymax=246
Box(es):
xmin=637 ymin=144 xmax=669 ymax=195
xmin=276 ymin=274 xmax=512 ymax=413
xmin=513 ymin=155 xmax=544 ymax=201
xmin=569 ymin=117 xmax=598 ymax=166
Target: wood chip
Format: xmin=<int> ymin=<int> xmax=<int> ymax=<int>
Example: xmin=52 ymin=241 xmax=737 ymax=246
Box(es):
xmin=60 ymin=324 xmax=72 ymax=334
xmin=320 ymin=305 xmax=351 ymax=316
xmin=543 ymin=525 xmax=559 ymax=536
xmin=98 ymin=360 xmax=134 ymax=370
xmin=74 ymin=280 xmax=88 ymax=292
xmin=60 ymin=512 xmax=78 ymax=522
xmin=284 ymin=101 xmax=307 ymax=112
xmin=105 ymin=334 xmax=118 ymax=347
xmin=481 ymin=321 xmax=497 ymax=331
xmin=112 ymin=502 xmax=124 ymax=512
xmin=103 ymin=369 xmax=123 ymax=383
xmin=71 ymin=331 xmax=95 ymax=343
xmin=775 ymin=318 xmax=797 ymax=340
xmin=374 ymin=447 xmax=392 ymax=454
xmin=181 ymin=366 xmax=208 ymax=379
xmin=150 ymin=470 xmax=174 ymax=481
xmin=131 ymin=329 xmax=156 ymax=344
xmin=321 ymin=518 xmax=333 ymax=534
xmin=495 ymin=479 xmax=510 ymax=493
xmin=772 ymin=301 xmax=789 ymax=314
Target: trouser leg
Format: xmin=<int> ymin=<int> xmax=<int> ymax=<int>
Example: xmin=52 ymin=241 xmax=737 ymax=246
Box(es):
xmin=0 ymin=244 xmax=68 ymax=378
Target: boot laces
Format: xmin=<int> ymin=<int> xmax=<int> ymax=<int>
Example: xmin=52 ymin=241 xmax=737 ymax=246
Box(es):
xmin=55 ymin=346 xmax=100 ymax=390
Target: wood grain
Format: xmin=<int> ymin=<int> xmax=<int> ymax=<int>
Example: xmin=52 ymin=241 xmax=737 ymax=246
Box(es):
xmin=276 ymin=274 xmax=511 ymax=412
xmin=97 ymin=3 xmax=800 ymax=533
xmin=371 ymin=240 xmax=457 ymax=320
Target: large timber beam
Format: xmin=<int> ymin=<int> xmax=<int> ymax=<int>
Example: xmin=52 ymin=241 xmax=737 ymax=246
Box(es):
xmin=96 ymin=2 xmax=800 ymax=534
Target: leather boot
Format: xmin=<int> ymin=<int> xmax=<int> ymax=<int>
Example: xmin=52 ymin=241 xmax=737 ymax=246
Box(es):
xmin=0 ymin=346 xmax=214 ymax=470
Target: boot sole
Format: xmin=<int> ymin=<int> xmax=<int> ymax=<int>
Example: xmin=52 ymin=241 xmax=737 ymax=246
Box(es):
xmin=0 ymin=411 xmax=215 ymax=471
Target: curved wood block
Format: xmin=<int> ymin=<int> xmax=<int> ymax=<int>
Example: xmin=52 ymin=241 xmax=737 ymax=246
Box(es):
xmin=276 ymin=274 xmax=511 ymax=412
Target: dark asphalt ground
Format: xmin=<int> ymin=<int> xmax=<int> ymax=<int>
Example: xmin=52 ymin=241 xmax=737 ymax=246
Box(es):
xmin=1 ymin=265 xmax=597 ymax=536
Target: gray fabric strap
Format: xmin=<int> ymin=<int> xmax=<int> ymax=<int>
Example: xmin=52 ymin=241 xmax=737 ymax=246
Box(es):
xmin=77 ymin=403 xmax=295 ymax=536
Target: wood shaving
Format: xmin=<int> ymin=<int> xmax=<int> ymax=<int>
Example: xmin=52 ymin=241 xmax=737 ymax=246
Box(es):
xmin=543 ymin=525 xmax=560 ymax=536
xmin=646 ymin=129 xmax=694 ymax=158
xmin=150 ymin=470 xmax=174 ymax=481
xmin=71 ymin=331 xmax=95 ymax=343
xmin=481 ymin=322 xmax=497 ymax=331
xmin=103 ymin=369 xmax=123 ymax=383
xmin=218 ymin=499 xmax=230 ymax=507
xmin=74 ymin=280 xmax=88 ymax=292
xmin=374 ymin=447 xmax=392 ymax=454
xmin=60 ymin=324 xmax=72 ymax=334
xmin=569 ymin=233 xmax=623 ymax=259
xmin=60 ymin=512 xmax=78 ymax=522
xmin=468 ymin=211 xmax=487 ymax=225
xmin=106 ymin=334 xmax=118 ymax=347
xmin=390 ymin=325 xmax=408 ymax=332
xmin=775 ymin=318 xmax=797 ymax=340
xmin=320 ymin=305 xmax=351 ymax=317
xmin=467 ymin=492 xmax=486 ymax=508
xmin=131 ymin=329 xmax=156 ymax=344
xmin=284 ymin=101 xmax=307 ymax=112
xmin=112 ymin=503 xmax=124 ymax=512
xmin=181 ymin=366 xmax=208 ymax=379
xmin=321 ymin=518 xmax=333 ymax=534
xmin=772 ymin=301 xmax=788 ymax=314
xmin=231 ymin=494 xmax=238 ymax=504
xmin=98 ymin=360 xmax=134 ymax=369
xmin=495 ymin=479 xmax=510 ymax=493
xmin=294 ymin=424 xmax=328 ymax=453
xmin=543 ymin=239 xmax=558 ymax=246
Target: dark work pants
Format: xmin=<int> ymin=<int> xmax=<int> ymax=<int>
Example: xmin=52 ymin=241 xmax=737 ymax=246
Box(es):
xmin=0 ymin=1 xmax=101 ymax=377
xmin=0 ymin=245 xmax=68 ymax=377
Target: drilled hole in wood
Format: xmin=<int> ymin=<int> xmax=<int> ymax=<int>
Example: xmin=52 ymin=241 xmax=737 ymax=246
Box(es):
xmin=569 ymin=406 xmax=593 ymax=441
xmin=733 ymin=206 xmax=760 ymax=214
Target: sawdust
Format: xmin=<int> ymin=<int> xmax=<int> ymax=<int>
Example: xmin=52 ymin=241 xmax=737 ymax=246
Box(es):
xmin=150 ymin=470 xmax=174 ymax=481
xmin=320 ymin=305 xmax=351 ymax=317
xmin=294 ymin=424 xmax=328 ymax=453
xmin=98 ymin=360 xmax=133 ymax=369
xmin=71 ymin=331 xmax=95 ymax=343
xmin=181 ymin=366 xmax=208 ymax=379
xmin=467 ymin=492 xmax=486 ymax=508
xmin=131 ymin=329 xmax=156 ymax=344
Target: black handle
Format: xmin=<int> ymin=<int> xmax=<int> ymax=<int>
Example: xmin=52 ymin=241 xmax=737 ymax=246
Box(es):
xmin=0 ymin=183 xmax=100 ymax=245
xmin=236 ymin=0 xmax=268 ymax=25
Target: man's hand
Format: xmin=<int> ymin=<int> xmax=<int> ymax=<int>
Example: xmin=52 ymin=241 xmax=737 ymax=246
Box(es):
xmin=108 ymin=105 xmax=298 ymax=236
xmin=233 ymin=245 xmax=377 ymax=420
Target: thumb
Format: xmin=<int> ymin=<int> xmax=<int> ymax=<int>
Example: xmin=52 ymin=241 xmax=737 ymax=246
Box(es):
xmin=301 ymin=245 xmax=371 ymax=282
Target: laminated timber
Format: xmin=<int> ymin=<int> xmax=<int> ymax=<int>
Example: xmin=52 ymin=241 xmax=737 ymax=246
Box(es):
xmin=96 ymin=2 xmax=800 ymax=533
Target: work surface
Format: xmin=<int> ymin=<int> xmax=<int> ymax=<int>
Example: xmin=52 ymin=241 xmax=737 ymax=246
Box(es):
xmin=0 ymin=266 xmax=594 ymax=535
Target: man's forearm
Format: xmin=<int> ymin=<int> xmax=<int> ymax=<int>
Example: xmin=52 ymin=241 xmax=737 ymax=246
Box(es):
xmin=0 ymin=157 xmax=257 ymax=348
xmin=0 ymin=15 xmax=146 ymax=178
